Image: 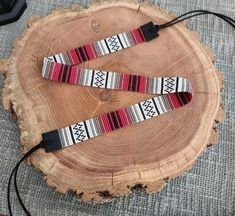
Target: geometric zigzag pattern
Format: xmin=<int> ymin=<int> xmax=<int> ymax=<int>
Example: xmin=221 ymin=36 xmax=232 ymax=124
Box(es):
xmin=44 ymin=27 xmax=145 ymax=66
xmin=42 ymin=25 xmax=193 ymax=149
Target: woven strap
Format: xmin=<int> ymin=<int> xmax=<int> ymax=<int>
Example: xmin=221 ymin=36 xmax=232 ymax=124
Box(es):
xmin=41 ymin=22 xmax=192 ymax=152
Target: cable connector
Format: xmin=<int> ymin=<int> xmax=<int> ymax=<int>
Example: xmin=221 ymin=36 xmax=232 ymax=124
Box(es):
xmin=140 ymin=21 xmax=159 ymax=42
xmin=41 ymin=130 xmax=63 ymax=152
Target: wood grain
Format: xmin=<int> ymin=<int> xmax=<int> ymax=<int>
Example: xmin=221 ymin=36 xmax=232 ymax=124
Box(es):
xmin=1 ymin=2 xmax=224 ymax=202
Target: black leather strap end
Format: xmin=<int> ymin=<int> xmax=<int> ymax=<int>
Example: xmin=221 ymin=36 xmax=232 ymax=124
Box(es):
xmin=140 ymin=21 xmax=159 ymax=42
xmin=42 ymin=130 xmax=63 ymax=152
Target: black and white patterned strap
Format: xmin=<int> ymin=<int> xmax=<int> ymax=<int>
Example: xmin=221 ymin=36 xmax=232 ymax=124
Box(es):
xmin=8 ymin=11 xmax=235 ymax=216
xmin=41 ymin=21 xmax=193 ymax=152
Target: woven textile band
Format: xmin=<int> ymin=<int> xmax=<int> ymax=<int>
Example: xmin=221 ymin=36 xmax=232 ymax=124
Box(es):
xmin=41 ymin=22 xmax=193 ymax=152
xmin=7 ymin=11 xmax=235 ymax=216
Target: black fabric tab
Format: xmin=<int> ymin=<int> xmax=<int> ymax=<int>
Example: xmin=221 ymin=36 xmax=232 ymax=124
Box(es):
xmin=140 ymin=21 xmax=159 ymax=42
xmin=42 ymin=130 xmax=62 ymax=152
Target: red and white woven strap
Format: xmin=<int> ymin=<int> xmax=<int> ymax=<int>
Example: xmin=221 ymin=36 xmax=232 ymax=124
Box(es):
xmin=41 ymin=21 xmax=193 ymax=152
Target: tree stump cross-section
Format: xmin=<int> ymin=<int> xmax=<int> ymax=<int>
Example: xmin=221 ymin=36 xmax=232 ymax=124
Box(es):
xmin=0 ymin=2 xmax=224 ymax=202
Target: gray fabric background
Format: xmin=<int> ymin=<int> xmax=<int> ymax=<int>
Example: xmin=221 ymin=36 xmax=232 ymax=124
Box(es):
xmin=0 ymin=0 xmax=234 ymax=215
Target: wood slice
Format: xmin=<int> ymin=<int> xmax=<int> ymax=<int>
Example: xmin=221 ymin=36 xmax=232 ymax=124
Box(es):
xmin=1 ymin=2 xmax=224 ymax=202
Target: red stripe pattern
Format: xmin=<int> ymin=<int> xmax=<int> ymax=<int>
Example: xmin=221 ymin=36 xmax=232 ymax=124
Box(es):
xmin=44 ymin=27 xmax=145 ymax=66
xmin=41 ymin=24 xmax=193 ymax=149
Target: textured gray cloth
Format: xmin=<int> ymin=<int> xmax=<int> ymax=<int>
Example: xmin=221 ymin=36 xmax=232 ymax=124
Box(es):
xmin=0 ymin=0 xmax=234 ymax=215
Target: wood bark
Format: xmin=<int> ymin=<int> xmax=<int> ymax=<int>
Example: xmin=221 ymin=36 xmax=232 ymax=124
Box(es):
xmin=0 ymin=2 xmax=224 ymax=202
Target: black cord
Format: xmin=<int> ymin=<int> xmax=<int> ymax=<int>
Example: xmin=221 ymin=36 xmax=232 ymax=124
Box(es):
xmin=158 ymin=10 xmax=235 ymax=29
xmin=6 ymin=9 xmax=235 ymax=216
xmin=8 ymin=142 xmax=44 ymax=216
xmin=157 ymin=10 xmax=235 ymax=30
